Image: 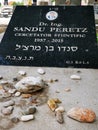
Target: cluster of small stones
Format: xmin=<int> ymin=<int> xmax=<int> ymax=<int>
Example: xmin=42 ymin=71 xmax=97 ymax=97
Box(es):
xmin=0 ymin=68 xmax=96 ymax=126
xmin=47 ymin=72 xmax=96 ymax=124
xmin=69 ymin=73 xmax=96 ymax=122
xmin=0 ymin=68 xmax=45 ymax=123
xmin=20 ymin=107 xmax=36 ymax=121
xmin=1 ymin=98 xmax=37 ymax=122
xmin=1 ymin=100 xmax=15 ymax=115
xmin=47 ymin=98 xmax=65 ymax=124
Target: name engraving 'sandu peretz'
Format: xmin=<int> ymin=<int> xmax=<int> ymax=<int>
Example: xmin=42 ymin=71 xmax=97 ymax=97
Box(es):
xmin=13 ymin=26 xmax=88 ymax=33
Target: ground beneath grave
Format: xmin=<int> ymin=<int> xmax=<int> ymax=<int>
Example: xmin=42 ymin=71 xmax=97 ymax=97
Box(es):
xmin=0 ymin=66 xmax=98 ymax=130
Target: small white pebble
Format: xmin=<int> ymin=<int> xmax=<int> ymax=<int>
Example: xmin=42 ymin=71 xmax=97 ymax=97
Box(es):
xmin=55 ymin=106 xmax=65 ymax=113
xmin=20 ymin=115 xmax=34 ymax=122
xmin=55 ymin=90 xmax=60 ymax=93
xmin=15 ymin=91 xmax=21 ymax=97
xmin=70 ymin=75 xmax=81 ymax=80
xmin=0 ymin=80 xmax=8 ymax=84
xmin=37 ymin=68 xmax=45 ymax=75
xmin=8 ymin=89 xmax=16 ymax=94
xmin=65 ymin=88 xmax=71 ymax=92
xmin=18 ymin=71 xmax=26 ymax=76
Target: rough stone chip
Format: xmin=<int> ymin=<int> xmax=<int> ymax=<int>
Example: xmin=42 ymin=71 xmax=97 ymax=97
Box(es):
xmin=14 ymin=76 xmax=45 ymax=93
xmin=67 ymin=107 xmax=96 ymax=123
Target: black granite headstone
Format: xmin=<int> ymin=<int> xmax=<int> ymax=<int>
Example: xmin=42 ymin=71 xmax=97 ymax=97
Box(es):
xmin=0 ymin=6 xmax=98 ymax=68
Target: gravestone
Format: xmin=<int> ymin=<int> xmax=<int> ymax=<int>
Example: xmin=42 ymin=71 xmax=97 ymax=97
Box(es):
xmin=0 ymin=6 xmax=98 ymax=68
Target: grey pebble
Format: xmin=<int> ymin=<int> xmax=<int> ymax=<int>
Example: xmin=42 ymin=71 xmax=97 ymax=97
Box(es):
xmin=1 ymin=106 xmax=14 ymax=115
xmin=3 ymin=100 xmax=15 ymax=107
xmin=22 ymin=107 xmax=36 ymax=115
xmin=2 ymin=93 xmax=12 ymax=98
xmin=11 ymin=117 xmax=20 ymax=123
xmin=27 ymin=107 xmax=36 ymax=114
xmin=55 ymin=111 xmax=64 ymax=124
